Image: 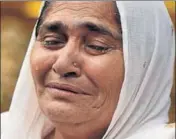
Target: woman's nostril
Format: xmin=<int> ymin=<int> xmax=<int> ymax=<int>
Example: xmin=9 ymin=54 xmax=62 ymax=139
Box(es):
xmin=63 ymin=72 xmax=77 ymax=78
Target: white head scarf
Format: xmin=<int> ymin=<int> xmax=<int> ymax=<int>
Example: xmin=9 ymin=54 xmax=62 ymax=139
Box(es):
xmin=1 ymin=1 xmax=175 ymax=139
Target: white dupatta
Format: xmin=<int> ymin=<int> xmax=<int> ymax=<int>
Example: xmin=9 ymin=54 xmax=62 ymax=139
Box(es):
xmin=1 ymin=1 xmax=175 ymax=139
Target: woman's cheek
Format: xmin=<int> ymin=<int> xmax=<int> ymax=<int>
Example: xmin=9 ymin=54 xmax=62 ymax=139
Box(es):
xmin=84 ymin=53 xmax=123 ymax=86
xmin=83 ymin=53 xmax=124 ymax=106
xmin=30 ymin=46 xmax=57 ymax=85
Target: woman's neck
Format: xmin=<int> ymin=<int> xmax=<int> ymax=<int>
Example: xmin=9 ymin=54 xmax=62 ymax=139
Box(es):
xmin=52 ymin=123 xmax=107 ymax=139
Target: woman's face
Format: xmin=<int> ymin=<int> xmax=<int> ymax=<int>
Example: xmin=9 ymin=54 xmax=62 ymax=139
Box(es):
xmin=31 ymin=1 xmax=124 ymax=133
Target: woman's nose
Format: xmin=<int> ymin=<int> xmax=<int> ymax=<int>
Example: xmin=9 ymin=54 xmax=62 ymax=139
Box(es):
xmin=52 ymin=46 xmax=81 ymax=78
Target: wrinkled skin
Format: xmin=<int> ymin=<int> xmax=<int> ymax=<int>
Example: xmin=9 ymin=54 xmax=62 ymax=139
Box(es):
xmin=30 ymin=1 xmax=124 ymax=139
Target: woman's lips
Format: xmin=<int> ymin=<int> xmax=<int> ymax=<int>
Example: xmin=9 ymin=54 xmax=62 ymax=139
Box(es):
xmin=45 ymin=82 xmax=89 ymax=96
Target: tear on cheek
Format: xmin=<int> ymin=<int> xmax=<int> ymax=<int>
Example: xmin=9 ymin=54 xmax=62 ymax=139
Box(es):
xmin=30 ymin=62 xmax=40 ymax=72
xmin=35 ymin=66 xmax=39 ymax=71
xmin=32 ymin=56 xmax=56 ymax=72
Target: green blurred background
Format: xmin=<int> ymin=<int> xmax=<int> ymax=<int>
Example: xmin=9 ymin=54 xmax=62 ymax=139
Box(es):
xmin=1 ymin=1 xmax=175 ymax=123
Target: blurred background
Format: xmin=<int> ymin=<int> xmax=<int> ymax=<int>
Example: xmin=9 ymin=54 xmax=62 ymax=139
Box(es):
xmin=1 ymin=2 xmax=175 ymax=123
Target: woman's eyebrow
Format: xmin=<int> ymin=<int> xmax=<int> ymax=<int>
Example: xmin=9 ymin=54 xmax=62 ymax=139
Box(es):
xmin=78 ymin=21 xmax=122 ymax=40
xmin=38 ymin=21 xmax=68 ymax=35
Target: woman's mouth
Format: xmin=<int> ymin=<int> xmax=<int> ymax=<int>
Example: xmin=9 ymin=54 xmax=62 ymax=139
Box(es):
xmin=45 ymin=82 xmax=89 ymax=98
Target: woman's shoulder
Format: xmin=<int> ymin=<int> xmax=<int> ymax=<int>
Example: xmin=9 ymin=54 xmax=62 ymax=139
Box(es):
xmin=1 ymin=111 xmax=9 ymax=134
xmin=165 ymin=123 xmax=175 ymax=129
xmin=164 ymin=123 xmax=175 ymax=139
xmin=126 ymin=124 xmax=175 ymax=139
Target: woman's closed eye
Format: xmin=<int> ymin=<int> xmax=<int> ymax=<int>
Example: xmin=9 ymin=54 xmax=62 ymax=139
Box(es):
xmin=85 ymin=44 xmax=113 ymax=55
xmin=42 ymin=37 xmax=65 ymax=49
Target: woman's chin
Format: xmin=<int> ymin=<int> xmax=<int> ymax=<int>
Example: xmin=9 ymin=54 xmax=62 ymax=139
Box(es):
xmin=39 ymin=99 xmax=91 ymax=124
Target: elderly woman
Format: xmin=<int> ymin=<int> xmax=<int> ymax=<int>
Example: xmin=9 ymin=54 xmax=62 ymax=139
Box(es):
xmin=1 ymin=1 xmax=175 ymax=139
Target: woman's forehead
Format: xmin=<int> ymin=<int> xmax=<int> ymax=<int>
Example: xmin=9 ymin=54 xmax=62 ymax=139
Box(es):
xmin=39 ymin=1 xmax=121 ymax=39
xmin=48 ymin=1 xmax=116 ymax=12
xmin=44 ymin=1 xmax=117 ymax=22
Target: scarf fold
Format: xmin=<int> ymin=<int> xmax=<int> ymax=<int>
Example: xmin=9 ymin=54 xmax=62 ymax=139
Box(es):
xmin=1 ymin=1 xmax=175 ymax=139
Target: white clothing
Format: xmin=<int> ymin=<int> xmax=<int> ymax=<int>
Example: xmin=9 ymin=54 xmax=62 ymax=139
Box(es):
xmin=1 ymin=1 xmax=175 ymax=139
